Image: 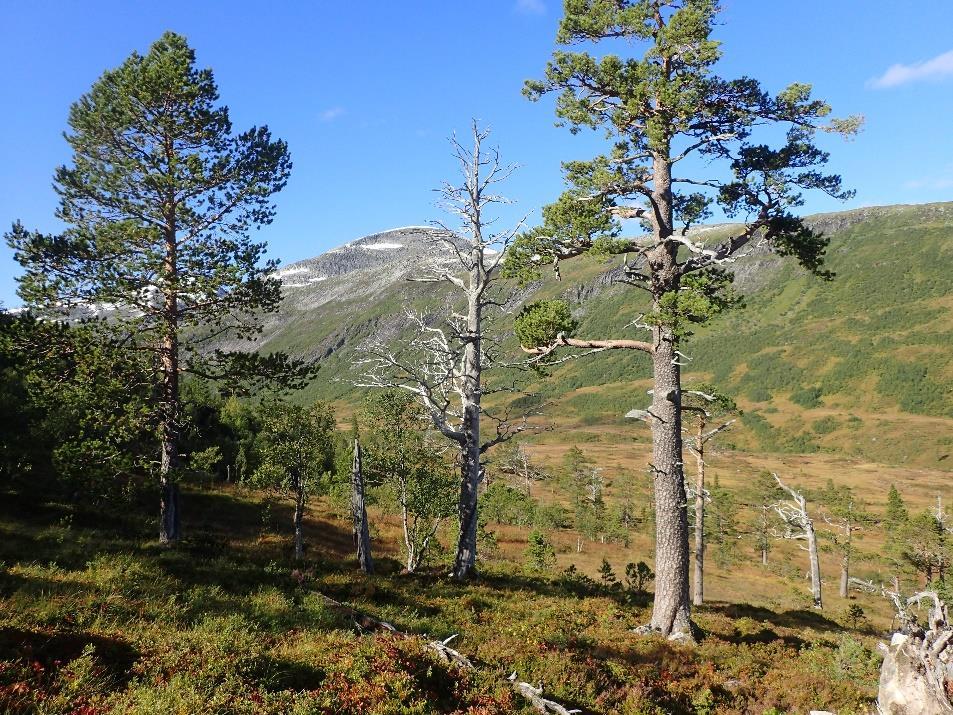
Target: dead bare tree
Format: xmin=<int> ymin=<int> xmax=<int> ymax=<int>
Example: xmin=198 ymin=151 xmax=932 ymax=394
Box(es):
xmin=359 ymin=122 xmax=532 ymax=580
xmin=772 ymin=473 xmax=823 ymax=610
xmin=351 ymin=437 xmax=373 ymax=574
xmin=495 ymin=441 xmax=546 ymax=497
xmin=682 ymin=388 xmax=737 ymax=607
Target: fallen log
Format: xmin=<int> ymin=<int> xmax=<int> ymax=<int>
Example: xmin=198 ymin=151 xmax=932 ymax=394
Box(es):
xmin=314 ymin=590 xmax=581 ymax=713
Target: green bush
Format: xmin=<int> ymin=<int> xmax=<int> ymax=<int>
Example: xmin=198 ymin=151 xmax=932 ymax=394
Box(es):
xmin=524 ymin=529 xmax=557 ymax=572
xmin=812 ymin=416 xmax=840 ymax=435
xmin=791 ymin=386 xmax=823 ymax=409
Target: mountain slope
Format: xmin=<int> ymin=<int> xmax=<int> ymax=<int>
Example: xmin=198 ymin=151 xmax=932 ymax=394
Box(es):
xmin=257 ymin=203 xmax=953 ymax=469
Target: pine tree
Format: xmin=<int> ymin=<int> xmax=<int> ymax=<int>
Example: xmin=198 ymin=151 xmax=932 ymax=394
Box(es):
xmin=7 ymin=33 xmax=307 ymax=542
xmin=508 ymin=0 xmax=858 ymax=639
xmin=749 ymin=472 xmax=780 ymax=566
xmin=885 ymin=484 xmax=909 ymax=537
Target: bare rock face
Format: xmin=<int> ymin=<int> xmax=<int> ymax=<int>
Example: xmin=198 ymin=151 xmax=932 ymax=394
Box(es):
xmin=878 ymin=594 xmax=953 ymax=715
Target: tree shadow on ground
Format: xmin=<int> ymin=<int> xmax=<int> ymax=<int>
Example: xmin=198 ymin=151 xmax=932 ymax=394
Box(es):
xmin=705 ymin=601 xmax=843 ymax=632
xmin=0 ymin=626 xmax=139 ymax=683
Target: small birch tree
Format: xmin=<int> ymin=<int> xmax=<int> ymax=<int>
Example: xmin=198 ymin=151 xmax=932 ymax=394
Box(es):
xmin=251 ymin=402 xmax=335 ymax=561
xmin=361 ymin=391 xmax=457 ymax=573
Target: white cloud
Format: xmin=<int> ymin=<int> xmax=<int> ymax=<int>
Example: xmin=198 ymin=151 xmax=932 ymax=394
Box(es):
xmin=903 ymin=164 xmax=953 ymax=191
xmin=319 ymin=106 xmax=345 ymax=122
xmin=515 ymin=0 xmax=545 ymax=15
xmin=904 ymin=176 xmax=953 ymax=191
xmin=869 ymin=48 xmax=953 ymax=89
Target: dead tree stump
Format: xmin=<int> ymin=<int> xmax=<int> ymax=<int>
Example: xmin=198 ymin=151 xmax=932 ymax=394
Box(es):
xmin=879 ymin=590 xmax=953 ymax=714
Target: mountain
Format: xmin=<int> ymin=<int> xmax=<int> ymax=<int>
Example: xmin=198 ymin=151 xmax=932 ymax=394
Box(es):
xmin=252 ymin=203 xmax=953 ymax=470
xmin=244 ymin=225 xmax=461 ymax=368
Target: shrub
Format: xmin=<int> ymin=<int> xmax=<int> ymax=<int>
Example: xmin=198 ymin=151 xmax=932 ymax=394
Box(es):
xmin=812 ymin=416 xmax=840 ymax=435
xmin=482 ymin=483 xmax=537 ymax=527
xmin=624 ymin=561 xmax=654 ymax=593
xmin=598 ymin=558 xmax=617 ymax=587
xmin=524 ymin=529 xmax=557 ymax=572
xmin=791 ymin=386 xmax=823 ymax=409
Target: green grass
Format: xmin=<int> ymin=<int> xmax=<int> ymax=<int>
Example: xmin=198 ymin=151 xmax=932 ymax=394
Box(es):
xmin=0 ymin=481 xmax=882 ymax=714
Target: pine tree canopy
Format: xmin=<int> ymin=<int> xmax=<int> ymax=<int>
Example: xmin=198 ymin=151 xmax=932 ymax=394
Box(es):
xmin=506 ymin=0 xmax=863 ymax=330
xmin=6 ymin=31 xmax=305 ymax=390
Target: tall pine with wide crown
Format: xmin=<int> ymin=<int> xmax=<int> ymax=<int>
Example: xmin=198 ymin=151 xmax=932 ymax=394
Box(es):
xmin=509 ymin=0 xmax=860 ymax=639
xmin=7 ymin=32 xmax=304 ymax=543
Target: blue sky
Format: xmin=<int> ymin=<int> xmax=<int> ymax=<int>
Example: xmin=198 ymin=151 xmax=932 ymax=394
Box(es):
xmin=2 ymin=0 xmax=953 ymax=306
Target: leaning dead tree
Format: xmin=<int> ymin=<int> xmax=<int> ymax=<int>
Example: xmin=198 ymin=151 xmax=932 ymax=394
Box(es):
xmin=772 ymin=474 xmax=823 ymax=610
xmin=879 ymin=588 xmax=953 ymax=714
xmin=359 ymin=123 xmax=531 ymax=580
xmin=351 ymin=437 xmax=373 ymax=574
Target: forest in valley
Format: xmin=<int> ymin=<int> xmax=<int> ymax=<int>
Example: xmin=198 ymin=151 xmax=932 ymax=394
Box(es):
xmin=2 ymin=2 xmax=953 ymax=714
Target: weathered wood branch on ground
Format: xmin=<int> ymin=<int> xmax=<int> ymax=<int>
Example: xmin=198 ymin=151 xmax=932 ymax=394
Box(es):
xmin=313 ymin=590 xmax=582 ymax=714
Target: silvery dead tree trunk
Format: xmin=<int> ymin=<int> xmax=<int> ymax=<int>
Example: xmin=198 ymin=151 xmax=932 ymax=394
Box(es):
xmin=351 ymin=438 xmax=373 ymax=574
xmin=684 ymin=405 xmax=735 ymax=607
xmin=879 ymin=589 xmax=953 ymax=714
xmin=358 ymin=123 xmax=532 ymax=580
xmin=773 ymin=474 xmax=822 ymax=610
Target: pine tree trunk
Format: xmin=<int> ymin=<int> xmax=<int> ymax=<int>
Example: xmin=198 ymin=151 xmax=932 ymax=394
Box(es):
xmin=647 ymin=327 xmax=692 ymax=638
xmin=293 ymin=478 xmax=305 ymax=561
xmin=351 ymin=438 xmax=373 ymax=574
xmin=693 ymin=427 xmax=705 ymax=607
xmin=840 ymin=560 xmax=849 ymax=599
xmin=806 ymin=520 xmax=822 ymax=609
xmin=158 ymin=220 xmax=181 ymax=545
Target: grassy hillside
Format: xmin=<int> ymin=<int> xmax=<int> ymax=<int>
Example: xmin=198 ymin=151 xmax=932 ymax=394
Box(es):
xmin=496 ymin=202 xmax=953 ymax=470
xmin=0 ymin=480 xmax=884 ymax=714
xmin=260 ymin=203 xmax=953 ymax=469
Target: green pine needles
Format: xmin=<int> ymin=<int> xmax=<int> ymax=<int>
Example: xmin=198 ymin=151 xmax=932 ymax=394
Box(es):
xmin=6 ymin=32 xmax=307 ymax=542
